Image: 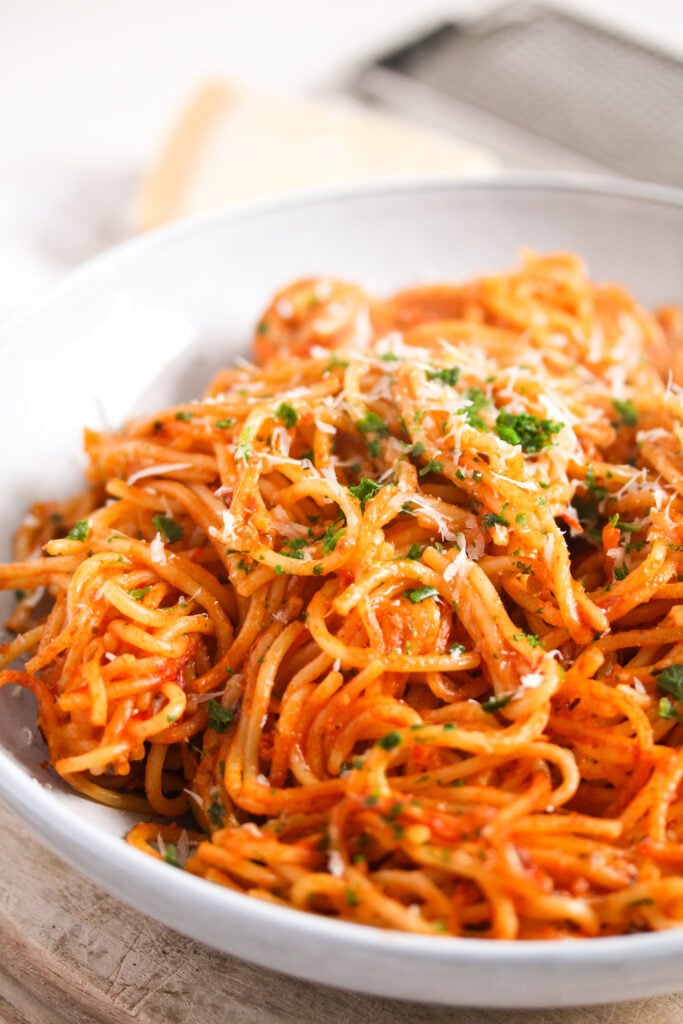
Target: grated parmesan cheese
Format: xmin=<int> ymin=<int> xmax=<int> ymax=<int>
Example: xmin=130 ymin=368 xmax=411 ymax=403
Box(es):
xmin=149 ymin=533 xmax=167 ymax=565
xmin=636 ymin=427 xmax=669 ymax=445
xmin=407 ymin=494 xmax=459 ymax=543
xmin=443 ymin=544 xmax=469 ymax=582
xmin=327 ymin=849 xmax=345 ymax=878
xmin=127 ymin=462 xmax=192 ymax=486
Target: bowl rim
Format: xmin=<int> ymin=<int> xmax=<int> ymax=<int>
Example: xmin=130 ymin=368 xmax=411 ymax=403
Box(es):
xmin=3 ymin=169 xmax=683 ymax=344
xmin=3 ymin=170 xmax=683 ymax=989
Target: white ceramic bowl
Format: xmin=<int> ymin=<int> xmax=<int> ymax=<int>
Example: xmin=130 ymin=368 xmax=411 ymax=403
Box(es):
xmin=2 ymin=176 xmax=683 ymax=1008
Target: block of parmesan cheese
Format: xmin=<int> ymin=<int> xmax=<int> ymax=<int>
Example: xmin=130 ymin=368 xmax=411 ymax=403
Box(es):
xmin=135 ymin=83 xmax=496 ymax=231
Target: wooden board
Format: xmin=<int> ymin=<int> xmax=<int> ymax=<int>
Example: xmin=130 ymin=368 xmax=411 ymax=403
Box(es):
xmin=1 ymin=798 xmax=682 ymax=1024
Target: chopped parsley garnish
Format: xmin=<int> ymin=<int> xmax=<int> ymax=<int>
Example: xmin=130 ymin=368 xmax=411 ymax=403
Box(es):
xmin=174 ymin=411 xmax=194 ymax=421
xmin=208 ymin=700 xmax=234 ymax=733
xmin=356 ymin=411 xmax=389 ymax=437
xmin=325 ymin=354 xmax=349 ymax=371
xmin=482 ymin=694 xmax=514 ymax=713
xmin=129 ymin=586 xmax=153 ymax=601
xmin=349 ymin=477 xmax=385 ymax=510
xmin=427 ymin=366 xmax=460 ymax=386
xmin=659 ymin=696 xmax=683 ymax=723
xmin=404 ymin=585 xmax=439 ymax=604
xmin=235 ymin=440 xmax=251 ymax=462
xmin=280 ymin=537 xmax=307 ymax=559
xmin=275 ymin=402 xmax=298 ymax=428
xmin=164 ymin=843 xmax=181 ymax=868
xmin=14 ymin=589 xmax=25 ymax=602
xmin=256 ymin=321 xmax=269 ymax=335
xmin=656 ymin=664 xmax=683 ymax=702
xmin=608 ymin=514 xmax=640 ymax=534
xmin=449 ymin=642 xmax=466 ymax=655
xmin=215 ymin=417 xmax=236 ymax=429
xmin=459 ymin=388 xmax=490 ymax=430
xmin=612 ymin=398 xmax=638 ymax=428
xmin=67 ymin=520 xmax=89 ymax=542
xmin=574 ymin=466 xmax=609 ymax=528
xmin=614 ymin=565 xmax=630 ymax=581
xmin=513 ymin=631 xmax=541 ymax=647
xmin=418 ymin=459 xmax=443 ymax=477
xmin=406 ymin=543 xmax=422 ymax=560
xmin=482 ymin=511 xmax=509 ymax=529
xmin=152 ymin=514 xmax=184 ymax=544
xmin=378 ymin=730 xmax=402 ymax=750
xmin=321 ymin=523 xmax=346 ymax=554
xmin=207 ymin=796 xmax=225 ymax=827
xmin=411 ymin=441 xmax=426 ymax=457
xmin=495 ymin=411 xmax=563 ymax=452
xmin=586 ymin=467 xmax=609 ymax=502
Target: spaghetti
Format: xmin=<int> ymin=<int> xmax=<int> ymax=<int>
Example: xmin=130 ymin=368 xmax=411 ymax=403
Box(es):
xmin=3 ymin=251 xmax=683 ymax=939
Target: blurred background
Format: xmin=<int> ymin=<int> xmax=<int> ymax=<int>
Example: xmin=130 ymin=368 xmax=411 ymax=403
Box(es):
xmin=1 ymin=0 xmax=682 ymax=318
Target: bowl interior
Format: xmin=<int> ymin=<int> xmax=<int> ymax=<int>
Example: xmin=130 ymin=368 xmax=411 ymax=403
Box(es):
xmin=2 ymin=177 xmax=683 ymax=1005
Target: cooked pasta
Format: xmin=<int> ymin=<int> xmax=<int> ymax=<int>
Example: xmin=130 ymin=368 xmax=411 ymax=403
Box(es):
xmin=4 ymin=251 xmax=683 ymax=939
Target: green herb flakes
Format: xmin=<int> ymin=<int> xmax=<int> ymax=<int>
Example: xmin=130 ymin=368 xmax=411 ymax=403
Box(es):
xmin=656 ymin=664 xmax=683 ymax=703
xmin=404 ymin=585 xmax=439 ymax=604
xmin=356 ymin=411 xmax=389 ymax=437
xmin=208 ymin=700 xmax=234 ymax=733
xmin=512 ymin=631 xmax=540 ymax=647
xmin=482 ymin=694 xmax=514 ymax=713
xmin=321 ymin=524 xmax=346 ymax=554
xmin=378 ymin=730 xmax=402 ymax=751
xmin=482 ymin=512 xmax=509 ymax=530
xmin=349 ymin=477 xmax=385 ymax=511
xmin=164 ymin=843 xmax=181 ymax=867
xmin=612 ymin=398 xmax=638 ymax=428
xmin=275 ymin=402 xmax=298 ymax=428
xmin=659 ymin=696 xmax=683 ymax=723
xmin=427 ymin=366 xmax=460 ymax=386
xmin=152 ymin=514 xmax=183 ymax=544
xmin=67 ymin=520 xmax=89 ymax=542
xmin=495 ymin=411 xmax=563 ymax=452
xmin=459 ymin=388 xmax=490 ymax=430
xmin=418 ymin=459 xmax=443 ymax=477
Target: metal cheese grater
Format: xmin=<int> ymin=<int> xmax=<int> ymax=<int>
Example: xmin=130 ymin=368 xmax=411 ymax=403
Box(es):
xmin=352 ymin=3 xmax=683 ymax=186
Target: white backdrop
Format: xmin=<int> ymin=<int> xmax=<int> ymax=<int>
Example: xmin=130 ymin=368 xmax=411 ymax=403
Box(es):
xmin=1 ymin=0 xmax=682 ymax=182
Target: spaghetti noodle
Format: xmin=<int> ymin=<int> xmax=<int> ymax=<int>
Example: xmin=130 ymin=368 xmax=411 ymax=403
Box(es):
xmin=3 ymin=251 xmax=683 ymax=939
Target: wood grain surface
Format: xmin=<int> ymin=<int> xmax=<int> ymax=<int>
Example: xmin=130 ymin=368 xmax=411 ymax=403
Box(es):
xmin=0 ymin=798 xmax=682 ymax=1024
